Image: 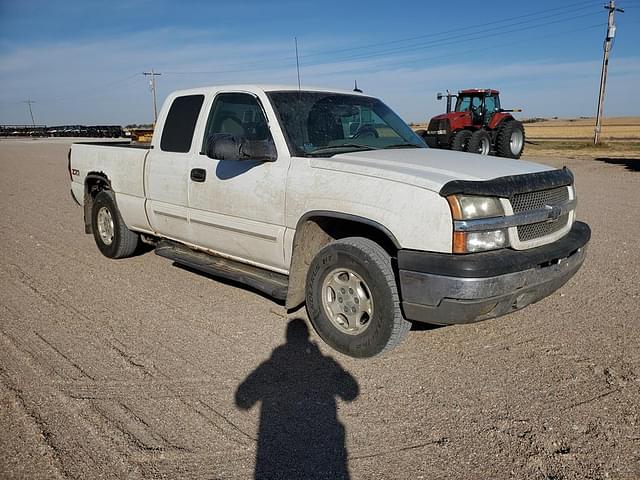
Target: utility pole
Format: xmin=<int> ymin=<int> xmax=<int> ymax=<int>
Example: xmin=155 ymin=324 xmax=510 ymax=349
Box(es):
xmin=23 ymin=99 xmax=36 ymax=126
xmin=143 ymin=69 xmax=161 ymax=125
xmin=594 ymin=0 xmax=624 ymax=144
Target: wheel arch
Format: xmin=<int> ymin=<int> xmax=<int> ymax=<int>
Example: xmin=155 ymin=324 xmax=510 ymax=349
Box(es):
xmin=285 ymin=211 xmax=400 ymax=310
xmin=83 ymin=172 xmax=112 ymax=234
xmin=488 ymin=112 xmax=515 ymax=131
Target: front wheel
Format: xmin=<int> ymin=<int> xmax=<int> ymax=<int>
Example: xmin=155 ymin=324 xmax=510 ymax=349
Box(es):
xmin=91 ymin=191 xmax=139 ymax=258
xmin=450 ymin=130 xmax=472 ymax=151
xmin=467 ymin=129 xmax=492 ymax=155
xmin=496 ymin=120 xmax=525 ymax=158
xmin=305 ymin=237 xmax=411 ymax=358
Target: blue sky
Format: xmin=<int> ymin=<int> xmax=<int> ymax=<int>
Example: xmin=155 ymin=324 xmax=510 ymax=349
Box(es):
xmin=1 ymin=0 xmax=639 ymax=125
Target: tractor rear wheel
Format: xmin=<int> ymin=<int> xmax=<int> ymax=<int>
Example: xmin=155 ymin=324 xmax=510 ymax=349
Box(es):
xmin=467 ymin=130 xmax=491 ymax=155
xmin=496 ymin=121 xmax=525 ymax=158
xmin=450 ymin=130 xmax=472 ymax=151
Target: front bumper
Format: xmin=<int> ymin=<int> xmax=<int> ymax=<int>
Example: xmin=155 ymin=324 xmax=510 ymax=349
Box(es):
xmin=398 ymin=222 xmax=590 ymax=325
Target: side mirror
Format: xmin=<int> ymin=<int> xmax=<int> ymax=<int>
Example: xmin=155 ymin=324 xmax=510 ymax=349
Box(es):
xmin=436 ymin=92 xmax=443 ymax=100
xmin=205 ymin=133 xmax=277 ymax=162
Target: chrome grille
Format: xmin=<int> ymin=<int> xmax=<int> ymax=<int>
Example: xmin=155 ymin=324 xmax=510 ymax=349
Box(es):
xmin=510 ymin=186 xmax=571 ymax=243
xmin=517 ymin=213 xmax=570 ymax=241
xmin=511 ymin=187 xmax=569 ymax=213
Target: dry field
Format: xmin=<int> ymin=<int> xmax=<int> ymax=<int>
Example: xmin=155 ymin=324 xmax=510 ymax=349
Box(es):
xmin=524 ymin=117 xmax=640 ymax=141
xmin=411 ymin=117 xmax=640 ymax=141
xmin=1 ymin=138 xmax=639 ymax=480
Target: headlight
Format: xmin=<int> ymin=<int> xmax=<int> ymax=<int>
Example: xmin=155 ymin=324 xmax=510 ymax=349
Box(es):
xmin=447 ymin=195 xmax=504 ymax=220
xmin=447 ymin=195 xmax=509 ymax=253
xmin=453 ymin=229 xmax=509 ymax=253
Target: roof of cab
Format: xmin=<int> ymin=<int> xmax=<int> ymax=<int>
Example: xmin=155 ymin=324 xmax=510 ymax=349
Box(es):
xmin=459 ymin=88 xmax=500 ymax=95
xmin=169 ymin=84 xmax=368 ymax=97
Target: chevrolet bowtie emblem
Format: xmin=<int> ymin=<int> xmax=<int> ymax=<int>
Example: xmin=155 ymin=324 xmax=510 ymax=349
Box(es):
xmin=544 ymin=204 xmax=562 ymax=222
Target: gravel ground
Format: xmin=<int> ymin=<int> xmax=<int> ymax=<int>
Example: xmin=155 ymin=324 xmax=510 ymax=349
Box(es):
xmin=1 ymin=138 xmax=638 ymax=479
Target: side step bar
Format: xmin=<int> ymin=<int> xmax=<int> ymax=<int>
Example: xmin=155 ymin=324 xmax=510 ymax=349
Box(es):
xmin=155 ymin=240 xmax=288 ymax=300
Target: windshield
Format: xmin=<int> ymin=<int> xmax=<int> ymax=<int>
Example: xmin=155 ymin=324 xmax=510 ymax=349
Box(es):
xmin=267 ymin=91 xmax=426 ymax=157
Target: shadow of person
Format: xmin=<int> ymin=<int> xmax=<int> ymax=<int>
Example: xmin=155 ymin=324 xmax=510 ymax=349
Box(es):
xmin=235 ymin=319 xmax=359 ymax=480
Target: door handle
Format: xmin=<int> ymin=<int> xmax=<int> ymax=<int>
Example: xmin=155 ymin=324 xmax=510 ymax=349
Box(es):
xmin=190 ymin=168 xmax=206 ymax=182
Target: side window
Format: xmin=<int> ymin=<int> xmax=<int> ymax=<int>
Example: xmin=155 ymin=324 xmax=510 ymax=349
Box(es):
xmin=485 ymin=95 xmax=497 ymax=113
xmin=160 ymin=94 xmax=205 ymax=153
xmin=456 ymin=97 xmax=471 ymax=112
xmin=203 ymin=93 xmax=271 ymax=149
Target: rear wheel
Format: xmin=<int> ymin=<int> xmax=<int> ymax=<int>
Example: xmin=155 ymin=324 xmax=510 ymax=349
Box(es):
xmin=450 ymin=130 xmax=472 ymax=151
xmin=91 ymin=191 xmax=139 ymax=258
xmin=496 ymin=120 xmax=525 ymax=158
xmin=305 ymin=237 xmax=411 ymax=358
xmin=467 ymin=129 xmax=492 ymax=155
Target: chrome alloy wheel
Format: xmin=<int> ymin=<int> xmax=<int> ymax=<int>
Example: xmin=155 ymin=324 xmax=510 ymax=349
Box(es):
xmin=510 ymin=129 xmax=524 ymax=155
xmin=479 ymin=136 xmax=491 ymax=155
xmin=96 ymin=206 xmax=115 ymax=245
xmin=321 ymin=268 xmax=374 ymax=335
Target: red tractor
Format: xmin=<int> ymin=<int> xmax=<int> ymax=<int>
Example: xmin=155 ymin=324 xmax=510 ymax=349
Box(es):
xmin=417 ymin=89 xmax=525 ymax=158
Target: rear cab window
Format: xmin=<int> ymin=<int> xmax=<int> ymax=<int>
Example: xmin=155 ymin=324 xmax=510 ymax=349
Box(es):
xmin=160 ymin=95 xmax=205 ymax=152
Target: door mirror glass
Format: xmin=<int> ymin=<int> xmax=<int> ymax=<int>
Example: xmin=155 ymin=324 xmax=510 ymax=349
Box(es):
xmin=205 ymin=133 xmax=277 ymax=162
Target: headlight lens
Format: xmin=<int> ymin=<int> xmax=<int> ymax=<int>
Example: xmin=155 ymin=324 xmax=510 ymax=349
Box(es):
xmin=453 ymin=229 xmax=509 ymax=253
xmin=447 ymin=195 xmax=504 ymax=220
xmin=447 ymin=194 xmax=509 ymax=253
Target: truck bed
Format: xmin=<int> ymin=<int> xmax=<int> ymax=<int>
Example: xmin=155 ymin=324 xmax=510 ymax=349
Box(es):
xmin=70 ymin=141 xmax=152 ymax=233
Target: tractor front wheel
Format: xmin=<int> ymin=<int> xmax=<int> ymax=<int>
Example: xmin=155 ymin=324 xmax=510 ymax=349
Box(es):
xmin=467 ymin=130 xmax=491 ymax=155
xmin=450 ymin=130 xmax=472 ymax=151
xmin=496 ymin=121 xmax=525 ymax=159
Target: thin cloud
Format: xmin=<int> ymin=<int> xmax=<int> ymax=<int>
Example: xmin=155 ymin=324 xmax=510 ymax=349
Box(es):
xmin=0 ymin=26 xmax=638 ymax=124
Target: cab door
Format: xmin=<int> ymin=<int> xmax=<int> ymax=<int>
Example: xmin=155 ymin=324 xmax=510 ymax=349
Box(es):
xmin=145 ymin=94 xmax=205 ymax=242
xmin=187 ymin=91 xmax=289 ymax=272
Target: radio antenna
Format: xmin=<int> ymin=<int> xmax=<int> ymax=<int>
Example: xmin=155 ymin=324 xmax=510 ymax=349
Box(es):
xmin=294 ymin=37 xmax=301 ymax=93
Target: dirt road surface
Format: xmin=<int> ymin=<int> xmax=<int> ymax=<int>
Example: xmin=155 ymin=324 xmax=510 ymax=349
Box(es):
xmin=1 ymin=138 xmax=638 ymax=479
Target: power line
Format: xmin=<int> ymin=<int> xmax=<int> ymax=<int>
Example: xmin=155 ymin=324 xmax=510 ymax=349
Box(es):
xmin=160 ymin=10 xmax=603 ymax=78
xmin=2 ymin=1 xmax=611 ymax=110
xmin=162 ymin=0 xmax=602 ymax=75
xmin=300 ymin=0 xmax=603 ymax=60
xmin=299 ymin=10 xmax=604 ymax=67
xmin=326 ymin=23 xmax=604 ymax=76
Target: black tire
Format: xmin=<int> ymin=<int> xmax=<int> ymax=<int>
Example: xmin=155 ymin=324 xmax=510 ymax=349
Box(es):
xmin=305 ymin=237 xmax=411 ymax=358
xmin=450 ymin=130 xmax=472 ymax=151
xmin=496 ymin=120 xmax=525 ymax=159
xmin=467 ymin=129 xmax=492 ymax=155
xmin=91 ymin=190 xmax=139 ymax=259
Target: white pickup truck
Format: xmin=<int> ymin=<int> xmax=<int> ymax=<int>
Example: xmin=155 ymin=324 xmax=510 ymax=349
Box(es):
xmin=69 ymin=85 xmax=590 ymax=358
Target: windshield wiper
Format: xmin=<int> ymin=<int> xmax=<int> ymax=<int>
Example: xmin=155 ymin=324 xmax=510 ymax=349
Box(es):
xmin=383 ymin=143 xmax=422 ymax=149
xmin=307 ymin=144 xmax=376 ymax=157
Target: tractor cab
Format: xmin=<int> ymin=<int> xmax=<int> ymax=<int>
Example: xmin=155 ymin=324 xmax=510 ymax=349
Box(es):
xmin=454 ymin=89 xmax=501 ymax=126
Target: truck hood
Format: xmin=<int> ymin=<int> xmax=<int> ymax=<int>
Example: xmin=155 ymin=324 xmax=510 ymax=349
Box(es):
xmin=309 ymin=148 xmax=553 ymax=193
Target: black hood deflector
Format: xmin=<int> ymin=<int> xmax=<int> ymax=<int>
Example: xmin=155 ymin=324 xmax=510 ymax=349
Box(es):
xmin=439 ymin=167 xmax=573 ymax=198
